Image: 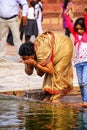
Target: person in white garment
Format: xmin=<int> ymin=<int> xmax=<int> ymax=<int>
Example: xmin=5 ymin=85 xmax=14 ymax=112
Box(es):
xmin=0 ymin=0 xmax=28 ymax=62
xmin=25 ymin=1 xmax=38 ymax=42
xmin=34 ymin=0 xmax=43 ymax=34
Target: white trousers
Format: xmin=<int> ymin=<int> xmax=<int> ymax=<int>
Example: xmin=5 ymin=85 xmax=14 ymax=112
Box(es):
xmin=36 ymin=19 xmax=43 ymax=34
xmin=0 ymin=16 xmax=22 ymax=58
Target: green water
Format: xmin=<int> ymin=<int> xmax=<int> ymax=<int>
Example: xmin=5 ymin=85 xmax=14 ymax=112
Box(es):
xmin=0 ymin=95 xmax=87 ymax=130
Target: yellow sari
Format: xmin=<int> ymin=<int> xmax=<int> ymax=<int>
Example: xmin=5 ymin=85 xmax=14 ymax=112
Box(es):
xmin=35 ymin=31 xmax=73 ymax=101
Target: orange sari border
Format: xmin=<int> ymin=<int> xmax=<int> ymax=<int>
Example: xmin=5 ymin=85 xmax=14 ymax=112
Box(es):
xmin=43 ymin=86 xmax=73 ymax=95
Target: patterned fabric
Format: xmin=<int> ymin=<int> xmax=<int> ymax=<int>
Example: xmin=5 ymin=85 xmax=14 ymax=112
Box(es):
xmin=65 ymin=14 xmax=87 ymax=65
xmin=35 ymin=32 xmax=73 ymax=101
xmin=74 ymin=35 xmax=87 ymax=65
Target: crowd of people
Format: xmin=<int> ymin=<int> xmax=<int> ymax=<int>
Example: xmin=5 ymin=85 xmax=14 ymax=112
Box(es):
xmin=0 ymin=0 xmax=43 ymax=61
xmin=0 ymin=0 xmax=87 ymax=107
xmin=19 ymin=0 xmax=43 ymax=43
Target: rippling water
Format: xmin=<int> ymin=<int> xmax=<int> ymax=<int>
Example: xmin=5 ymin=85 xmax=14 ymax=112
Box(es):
xmin=0 ymin=95 xmax=87 ymax=130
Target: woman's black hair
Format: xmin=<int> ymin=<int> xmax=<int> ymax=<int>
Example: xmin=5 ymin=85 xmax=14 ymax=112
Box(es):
xmin=19 ymin=41 xmax=35 ymax=56
xmin=64 ymin=0 xmax=70 ymax=9
xmin=74 ymin=17 xmax=86 ymax=32
xmin=30 ymin=1 xmax=35 ymax=8
xmin=36 ymin=0 xmax=41 ymax=3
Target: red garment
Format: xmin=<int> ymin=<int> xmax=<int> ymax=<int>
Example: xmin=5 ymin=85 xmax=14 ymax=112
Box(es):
xmin=65 ymin=14 xmax=87 ymax=47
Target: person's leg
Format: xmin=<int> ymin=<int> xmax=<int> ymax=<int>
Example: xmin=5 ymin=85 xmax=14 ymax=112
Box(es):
xmin=0 ymin=18 xmax=9 ymax=58
xmin=36 ymin=20 xmax=43 ymax=34
xmin=8 ymin=16 xmax=22 ymax=55
xmin=75 ymin=63 xmax=83 ymax=99
xmin=65 ymin=28 xmax=70 ymax=37
xmin=25 ymin=35 xmax=31 ymax=42
xmin=76 ymin=62 xmax=87 ymax=104
xmin=82 ymin=62 xmax=87 ymax=102
xmin=20 ymin=31 xmax=24 ymax=41
xmin=7 ymin=29 xmax=14 ymax=46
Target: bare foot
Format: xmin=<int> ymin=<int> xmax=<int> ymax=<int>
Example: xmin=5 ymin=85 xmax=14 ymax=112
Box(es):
xmin=79 ymin=102 xmax=87 ymax=108
xmin=42 ymin=96 xmax=50 ymax=103
xmin=51 ymin=100 xmax=61 ymax=104
xmin=52 ymin=100 xmax=59 ymax=103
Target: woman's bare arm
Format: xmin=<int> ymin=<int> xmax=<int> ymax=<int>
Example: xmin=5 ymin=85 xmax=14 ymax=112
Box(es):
xmin=23 ymin=59 xmax=54 ymax=75
xmin=35 ymin=62 xmax=54 ymax=74
xmin=35 ymin=68 xmax=45 ymax=77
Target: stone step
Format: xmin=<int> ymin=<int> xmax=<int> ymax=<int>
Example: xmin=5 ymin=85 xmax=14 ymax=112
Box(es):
xmin=0 ymin=87 xmax=80 ymax=100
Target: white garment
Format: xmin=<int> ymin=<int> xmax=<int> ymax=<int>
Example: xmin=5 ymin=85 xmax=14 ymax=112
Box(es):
xmin=74 ymin=35 xmax=87 ymax=65
xmin=35 ymin=2 xmax=43 ymax=34
xmin=0 ymin=16 xmax=21 ymax=58
xmin=27 ymin=7 xmax=35 ymax=19
xmin=0 ymin=0 xmax=28 ymax=59
xmin=0 ymin=0 xmax=28 ymax=18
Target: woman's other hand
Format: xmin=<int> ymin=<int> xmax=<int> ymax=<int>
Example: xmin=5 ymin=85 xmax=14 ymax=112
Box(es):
xmin=22 ymin=58 xmax=36 ymax=65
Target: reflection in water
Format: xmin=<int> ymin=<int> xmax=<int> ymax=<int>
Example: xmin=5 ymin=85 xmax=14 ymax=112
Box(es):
xmin=25 ymin=103 xmax=79 ymax=130
xmin=0 ymin=95 xmax=87 ymax=130
xmin=78 ymin=109 xmax=87 ymax=130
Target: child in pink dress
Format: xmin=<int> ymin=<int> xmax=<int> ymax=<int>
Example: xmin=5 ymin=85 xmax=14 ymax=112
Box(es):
xmin=65 ymin=8 xmax=87 ymax=107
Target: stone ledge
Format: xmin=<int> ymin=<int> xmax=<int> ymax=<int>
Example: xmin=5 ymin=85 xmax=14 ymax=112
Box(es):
xmin=0 ymin=87 xmax=80 ymax=100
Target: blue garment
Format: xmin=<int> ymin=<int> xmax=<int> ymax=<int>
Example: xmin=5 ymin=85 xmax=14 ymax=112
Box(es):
xmin=0 ymin=0 xmax=28 ymax=18
xmin=75 ymin=62 xmax=87 ymax=102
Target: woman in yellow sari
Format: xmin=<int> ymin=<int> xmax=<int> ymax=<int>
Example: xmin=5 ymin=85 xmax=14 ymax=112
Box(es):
xmin=19 ymin=31 xmax=73 ymax=102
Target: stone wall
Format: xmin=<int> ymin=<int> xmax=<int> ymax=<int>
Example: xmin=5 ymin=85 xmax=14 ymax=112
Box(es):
xmin=42 ymin=0 xmax=87 ymax=30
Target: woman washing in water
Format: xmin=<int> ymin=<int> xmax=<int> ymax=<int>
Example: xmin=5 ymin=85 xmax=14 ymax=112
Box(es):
xmin=19 ymin=31 xmax=73 ymax=103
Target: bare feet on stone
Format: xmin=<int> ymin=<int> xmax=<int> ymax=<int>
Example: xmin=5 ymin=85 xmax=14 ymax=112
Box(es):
xmin=42 ymin=92 xmax=51 ymax=103
xmin=51 ymin=100 xmax=60 ymax=103
xmin=79 ymin=102 xmax=87 ymax=108
xmin=42 ymin=96 xmax=50 ymax=102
